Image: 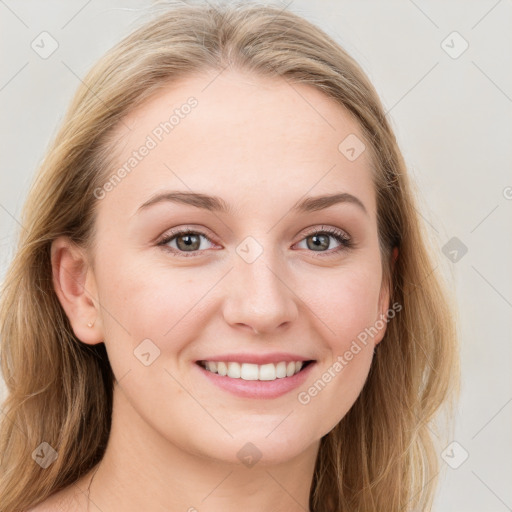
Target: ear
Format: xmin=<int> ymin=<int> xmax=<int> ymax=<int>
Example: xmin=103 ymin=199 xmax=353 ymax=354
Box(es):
xmin=51 ymin=236 xmax=103 ymax=345
xmin=374 ymin=246 xmax=399 ymax=346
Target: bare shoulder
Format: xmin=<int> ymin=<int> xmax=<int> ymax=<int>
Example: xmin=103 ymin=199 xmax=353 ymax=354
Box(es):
xmin=25 ymin=484 xmax=84 ymax=512
xmin=25 ymin=467 xmax=97 ymax=512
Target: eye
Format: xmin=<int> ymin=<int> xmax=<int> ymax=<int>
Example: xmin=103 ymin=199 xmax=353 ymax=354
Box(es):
xmin=157 ymin=228 xmax=216 ymax=257
xmin=295 ymin=226 xmax=352 ymax=256
xmin=157 ymin=225 xmax=352 ymax=258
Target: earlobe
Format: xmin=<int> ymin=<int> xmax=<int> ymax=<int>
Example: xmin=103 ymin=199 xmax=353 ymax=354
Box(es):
xmin=51 ymin=236 xmax=103 ymax=345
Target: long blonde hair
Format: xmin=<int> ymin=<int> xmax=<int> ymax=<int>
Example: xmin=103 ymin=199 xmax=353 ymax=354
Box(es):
xmin=0 ymin=2 xmax=459 ymax=510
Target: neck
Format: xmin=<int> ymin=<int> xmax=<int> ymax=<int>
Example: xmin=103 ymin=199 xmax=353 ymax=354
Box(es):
xmin=85 ymin=382 xmax=318 ymax=512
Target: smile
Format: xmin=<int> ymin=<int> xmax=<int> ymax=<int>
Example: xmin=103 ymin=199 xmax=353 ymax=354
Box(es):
xmin=197 ymin=360 xmax=313 ymax=381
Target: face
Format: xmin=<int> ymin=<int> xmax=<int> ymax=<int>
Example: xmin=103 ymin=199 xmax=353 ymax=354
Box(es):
xmin=66 ymin=69 xmax=390 ymax=465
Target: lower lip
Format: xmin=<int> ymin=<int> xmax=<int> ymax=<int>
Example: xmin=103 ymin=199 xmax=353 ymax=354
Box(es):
xmin=194 ymin=361 xmax=316 ymax=399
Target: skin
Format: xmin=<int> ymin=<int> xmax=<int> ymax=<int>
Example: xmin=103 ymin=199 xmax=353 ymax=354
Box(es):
xmin=39 ymin=69 xmax=392 ymax=512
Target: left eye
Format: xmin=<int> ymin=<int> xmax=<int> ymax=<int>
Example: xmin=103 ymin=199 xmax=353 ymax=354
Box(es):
xmin=157 ymin=226 xmax=352 ymax=257
xmin=296 ymin=229 xmax=351 ymax=252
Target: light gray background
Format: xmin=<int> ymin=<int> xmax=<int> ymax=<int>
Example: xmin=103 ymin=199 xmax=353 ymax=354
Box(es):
xmin=1 ymin=1 xmax=511 ymax=510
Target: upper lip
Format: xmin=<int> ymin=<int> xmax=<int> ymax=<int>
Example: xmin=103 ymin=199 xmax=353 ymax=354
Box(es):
xmin=196 ymin=352 xmax=315 ymax=365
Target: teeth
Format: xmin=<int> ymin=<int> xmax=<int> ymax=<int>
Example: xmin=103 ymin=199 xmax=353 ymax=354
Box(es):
xmin=200 ymin=360 xmax=306 ymax=381
xmin=240 ymin=363 xmax=259 ymax=381
xmin=259 ymin=363 xmax=276 ymax=381
xmin=217 ymin=362 xmax=227 ymax=376
xmin=276 ymin=361 xmax=287 ymax=378
xmin=227 ymin=362 xmax=241 ymax=378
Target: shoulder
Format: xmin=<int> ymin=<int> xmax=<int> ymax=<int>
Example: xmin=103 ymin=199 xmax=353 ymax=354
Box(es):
xmin=25 ymin=485 xmax=84 ymax=512
xmin=25 ymin=467 xmax=96 ymax=511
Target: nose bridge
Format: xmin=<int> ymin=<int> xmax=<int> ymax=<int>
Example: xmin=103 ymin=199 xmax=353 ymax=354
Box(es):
xmin=223 ymin=236 xmax=298 ymax=332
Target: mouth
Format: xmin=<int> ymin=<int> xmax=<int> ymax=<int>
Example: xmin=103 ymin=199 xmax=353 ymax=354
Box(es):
xmin=196 ymin=359 xmax=315 ymax=381
xmin=194 ymin=358 xmax=316 ymax=399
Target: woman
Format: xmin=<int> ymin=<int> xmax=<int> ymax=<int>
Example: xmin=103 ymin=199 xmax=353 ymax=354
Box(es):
xmin=0 ymin=2 xmax=459 ymax=511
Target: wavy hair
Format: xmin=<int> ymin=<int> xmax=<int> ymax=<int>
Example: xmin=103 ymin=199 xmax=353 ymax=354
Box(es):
xmin=0 ymin=2 xmax=460 ymax=510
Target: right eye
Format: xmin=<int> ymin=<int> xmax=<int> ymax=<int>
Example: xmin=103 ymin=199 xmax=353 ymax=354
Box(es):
xmin=157 ymin=229 xmax=217 ymax=257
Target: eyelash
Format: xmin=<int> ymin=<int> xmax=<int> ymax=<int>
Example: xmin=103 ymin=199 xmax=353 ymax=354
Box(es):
xmin=157 ymin=225 xmax=353 ymax=258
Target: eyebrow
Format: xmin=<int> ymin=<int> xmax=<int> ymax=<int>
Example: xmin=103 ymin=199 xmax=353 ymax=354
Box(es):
xmin=136 ymin=190 xmax=368 ymax=216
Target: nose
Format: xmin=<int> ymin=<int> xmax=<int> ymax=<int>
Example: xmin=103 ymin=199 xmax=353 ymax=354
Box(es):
xmin=222 ymin=252 xmax=299 ymax=336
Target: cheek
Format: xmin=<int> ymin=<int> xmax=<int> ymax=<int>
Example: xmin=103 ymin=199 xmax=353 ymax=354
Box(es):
xmin=291 ymin=264 xmax=382 ymax=430
xmin=301 ymin=263 xmax=383 ymax=347
xmin=296 ymin=340 xmax=374 ymax=437
xmin=95 ymin=250 xmax=215 ymax=360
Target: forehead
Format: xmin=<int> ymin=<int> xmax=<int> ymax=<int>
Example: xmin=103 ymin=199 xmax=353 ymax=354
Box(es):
xmin=99 ymin=69 xmax=376 ymax=218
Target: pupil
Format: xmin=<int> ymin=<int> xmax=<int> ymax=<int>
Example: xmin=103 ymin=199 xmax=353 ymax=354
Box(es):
xmin=178 ymin=234 xmax=200 ymax=251
xmin=308 ymin=234 xmax=328 ymax=251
